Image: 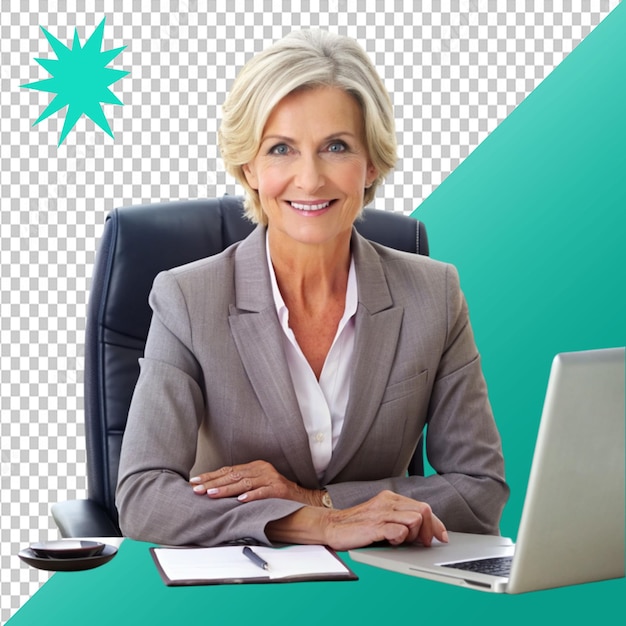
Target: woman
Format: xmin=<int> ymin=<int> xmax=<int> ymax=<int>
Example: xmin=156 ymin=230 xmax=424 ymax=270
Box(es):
xmin=116 ymin=30 xmax=508 ymax=550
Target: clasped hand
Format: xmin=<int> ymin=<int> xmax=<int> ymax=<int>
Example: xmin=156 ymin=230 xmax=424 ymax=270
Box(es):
xmin=190 ymin=460 xmax=322 ymax=506
xmin=190 ymin=460 xmax=448 ymax=550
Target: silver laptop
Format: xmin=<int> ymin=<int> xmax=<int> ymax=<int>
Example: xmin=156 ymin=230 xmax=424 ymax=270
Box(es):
xmin=350 ymin=347 xmax=625 ymax=593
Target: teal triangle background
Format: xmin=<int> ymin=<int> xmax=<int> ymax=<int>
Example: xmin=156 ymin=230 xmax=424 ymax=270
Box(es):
xmin=413 ymin=0 xmax=625 ymax=549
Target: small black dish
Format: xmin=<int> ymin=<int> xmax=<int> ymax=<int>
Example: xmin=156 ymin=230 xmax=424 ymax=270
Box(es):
xmin=30 ymin=540 xmax=105 ymax=559
xmin=18 ymin=543 xmax=118 ymax=572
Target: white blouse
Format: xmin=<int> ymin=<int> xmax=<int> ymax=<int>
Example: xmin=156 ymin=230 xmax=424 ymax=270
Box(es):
xmin=265 ymin=236 xmax=357 ymax=479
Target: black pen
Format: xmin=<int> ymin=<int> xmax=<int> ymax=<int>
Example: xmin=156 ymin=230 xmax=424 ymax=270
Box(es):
xmin=242 ymin=546 xmax=269 ymax=571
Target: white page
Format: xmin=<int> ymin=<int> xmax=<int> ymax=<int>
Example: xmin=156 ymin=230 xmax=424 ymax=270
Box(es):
xmin=256 ymin=545 xmax=349 ymax=580
xmin=153 ymin=544 xmax=349 ymax=582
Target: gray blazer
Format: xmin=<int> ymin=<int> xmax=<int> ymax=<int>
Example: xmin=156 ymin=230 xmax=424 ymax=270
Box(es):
xmin=116 ymin=226 xmax=508 ymax=546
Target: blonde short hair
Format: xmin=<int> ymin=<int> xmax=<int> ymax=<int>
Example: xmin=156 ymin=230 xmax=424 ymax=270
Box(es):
xmin=218 ymin=29 xmax=397 ymax=225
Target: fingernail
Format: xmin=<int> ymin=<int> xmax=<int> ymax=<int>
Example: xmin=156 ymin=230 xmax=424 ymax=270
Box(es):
xmin=237 ymin=493 xmax=248 ymax=502
xmin=193 ymin=485 xmax=205 ymax=493
xmin=442 ymin=530 xmax=449 ymax=543
xmin=207 ymin=488 xmax=219 ymax=496
xmin=189 ymin=477 xmax=202 ymax=484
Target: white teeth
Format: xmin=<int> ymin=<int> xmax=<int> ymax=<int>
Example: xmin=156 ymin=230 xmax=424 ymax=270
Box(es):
xmin=290 ymin=201 xmax=331 ymax=211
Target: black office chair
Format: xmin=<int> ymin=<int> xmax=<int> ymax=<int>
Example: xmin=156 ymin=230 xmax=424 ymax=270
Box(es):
xmin=51 ymin=195 xmax=429 ymax=537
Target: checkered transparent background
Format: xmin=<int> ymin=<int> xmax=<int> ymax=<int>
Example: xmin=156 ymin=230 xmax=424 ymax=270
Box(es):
xmin=0 ymin=1 xmax=617 ymax=622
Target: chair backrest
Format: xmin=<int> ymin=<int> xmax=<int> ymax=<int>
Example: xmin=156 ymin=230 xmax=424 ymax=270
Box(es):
xmin=85 ymin=195 xmax=429 ymax=530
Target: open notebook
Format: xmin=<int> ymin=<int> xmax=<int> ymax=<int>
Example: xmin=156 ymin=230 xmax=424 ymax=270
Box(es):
xmin=151 ymin=544 xmax=357 ymax=586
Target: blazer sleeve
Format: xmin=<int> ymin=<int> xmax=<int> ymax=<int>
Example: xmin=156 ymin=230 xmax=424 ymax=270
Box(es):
xmin=115 ymin=270 xmax=304 ymax=546
xmin=325 ymin=263 xmax=509 ymax=535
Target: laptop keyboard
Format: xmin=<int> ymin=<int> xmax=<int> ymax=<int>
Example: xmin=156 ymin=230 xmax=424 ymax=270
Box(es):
xmin=443 ymin=556 xmax=513 ymax=577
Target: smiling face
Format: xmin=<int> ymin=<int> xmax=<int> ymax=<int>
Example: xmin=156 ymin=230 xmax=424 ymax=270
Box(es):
xmin=242 ymin=86 xmax=378 ymax=253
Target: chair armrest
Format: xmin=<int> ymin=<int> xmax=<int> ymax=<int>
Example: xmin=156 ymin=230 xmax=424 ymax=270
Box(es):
xmin=51 ymin=499 xmax=122 ymax=538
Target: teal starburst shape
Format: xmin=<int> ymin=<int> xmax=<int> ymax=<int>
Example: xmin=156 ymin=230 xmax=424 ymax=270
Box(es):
xmin=21 ymin=18 xmax=129 ymax=146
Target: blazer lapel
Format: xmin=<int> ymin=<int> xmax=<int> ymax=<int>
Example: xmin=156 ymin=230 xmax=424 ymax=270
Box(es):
xmin=227 ymin=227 xmax=319 ymax=488
xmin=323 ymin=232 xmax=404 ymax=483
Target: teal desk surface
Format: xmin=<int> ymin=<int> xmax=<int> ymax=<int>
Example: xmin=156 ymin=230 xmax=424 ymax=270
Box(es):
xmin=10 ymin=539 xmax=624 ymax=626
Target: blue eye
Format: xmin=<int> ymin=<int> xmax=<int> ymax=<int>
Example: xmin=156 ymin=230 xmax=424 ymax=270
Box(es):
xmin=269 ymin=143 xmax=290 ymax=155
xmin=328 ymin=141 xmax=347 ymax=153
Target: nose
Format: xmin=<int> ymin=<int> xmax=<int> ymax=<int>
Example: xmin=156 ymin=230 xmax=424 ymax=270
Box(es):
xmin=293 ymin=153 xmax=325 ymax=194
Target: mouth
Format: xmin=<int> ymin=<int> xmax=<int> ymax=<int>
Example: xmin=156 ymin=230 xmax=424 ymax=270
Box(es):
xmin=288 ymin=200 xmax=334 ymax=212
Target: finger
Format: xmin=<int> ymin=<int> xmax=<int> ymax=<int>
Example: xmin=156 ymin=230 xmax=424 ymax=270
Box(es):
xmin=191 ymin=462 xmax=257 ymax=483
xmin=236 ymin=486 xmax=271 ymax=503
xmin=191 ymin=465 xmax=258 ymax=493
xmin=207 ymin=475 xmax=255 ymax=499
xmin=373 ymin=493 xmax=447 ymax=546
xmin=190 ymin=468 xmax=233 ymax=492
xmin=417 ymin=511 xmax=448 ymax=546
xmin=191 ymin=475 xmax=239 ymax=495
xmin=432 ymin=514 xmax=449 ymax=543
xmin=416 ymin=505 xmax=435 ymax=546
xmin=190 ymin=465 xmax=234 ymax=484
xmin=385 ymin=510 xmax=424 ymax=544
xmin=380 ymin=522 xmax=411 ymax=546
